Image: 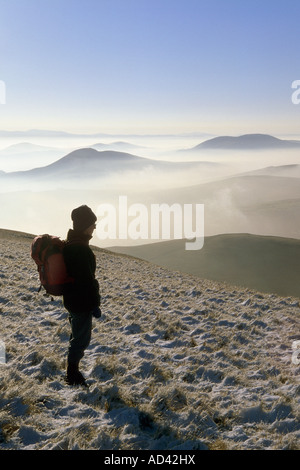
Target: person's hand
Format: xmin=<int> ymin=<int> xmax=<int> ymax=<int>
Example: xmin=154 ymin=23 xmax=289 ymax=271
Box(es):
xmin=91 ymin=307 xmax=101 ymax=318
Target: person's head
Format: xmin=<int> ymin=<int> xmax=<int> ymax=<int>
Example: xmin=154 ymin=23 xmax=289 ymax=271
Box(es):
xmin=71 ymin=205 xmax=97 ymax=236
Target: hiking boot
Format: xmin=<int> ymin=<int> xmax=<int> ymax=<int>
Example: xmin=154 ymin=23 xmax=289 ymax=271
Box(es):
xmin=65 ymin=362 xmax=88 ymax=387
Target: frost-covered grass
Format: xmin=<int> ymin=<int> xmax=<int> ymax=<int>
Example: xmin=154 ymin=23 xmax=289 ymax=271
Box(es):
xmin=0 ymin=229 xmax=299 ymax=450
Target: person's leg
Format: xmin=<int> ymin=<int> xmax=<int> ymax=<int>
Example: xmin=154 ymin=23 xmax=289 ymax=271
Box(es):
xmin=66 ymin=311 xmax=92 ymax=386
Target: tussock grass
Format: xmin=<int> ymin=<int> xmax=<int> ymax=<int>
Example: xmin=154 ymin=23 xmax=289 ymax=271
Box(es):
xmin=0 ymin=230 xmax=299 ymax=450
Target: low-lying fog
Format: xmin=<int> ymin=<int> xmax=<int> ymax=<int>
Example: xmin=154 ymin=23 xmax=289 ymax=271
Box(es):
xmin=0 ymin=133 xmax=300 ymax=247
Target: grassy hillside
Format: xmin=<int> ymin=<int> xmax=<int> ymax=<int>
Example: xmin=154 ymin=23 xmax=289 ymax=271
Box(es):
xmin=0 ymin=228 xmax=299 ymax=450
xmin=110 ymin=233 xmax=300 ymax=298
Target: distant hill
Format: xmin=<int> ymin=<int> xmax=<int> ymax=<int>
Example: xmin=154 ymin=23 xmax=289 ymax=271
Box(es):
xmin=31 ymin=148 xmax=148 ymax=175
xmin=239 ymin=164 xmax=300 ymax=178
xmin=91 ymin=141 xmax=145 ymax=152
xmin=109 ymin=233 xmax=300 ymax=298
xmin=0 ymin=129 xmax=106 ymax=138
xmin=186 ymin=134 xmax=300 ymax=151
xmin=0 ymin=142 xmax=58 ymax=154
xmin=0 ymin=148 xmax=152 ymax=183
xmin=0 ymin=142 xmax=67 ymax=172
xmin=0 ymin=147 xmax=216 ymax=182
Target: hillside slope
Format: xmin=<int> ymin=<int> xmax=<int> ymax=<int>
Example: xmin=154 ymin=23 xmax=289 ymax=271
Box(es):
xmin=110 ymin=233 xmax=300 ymax=298
xmin=0 ymin=229 xmax=299 ymax=450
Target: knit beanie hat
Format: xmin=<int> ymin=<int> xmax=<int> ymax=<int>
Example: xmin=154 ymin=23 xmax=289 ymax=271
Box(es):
xmin=71 ymin=205 xmax=97 ymax=232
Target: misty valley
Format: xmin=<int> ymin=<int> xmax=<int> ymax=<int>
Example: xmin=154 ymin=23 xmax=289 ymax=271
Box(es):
xmin=0 ymin=131 xmax=300 ymax=296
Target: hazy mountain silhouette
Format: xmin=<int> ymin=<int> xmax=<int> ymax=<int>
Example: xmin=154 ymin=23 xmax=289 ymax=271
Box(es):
xmin=0 ymin=148 xmax=150 ymax=179
xmin=0 ymin=148 xmax=216 ymax=189
xmin=0 ymin=142 xmax=67 ymax=172
xmin=91 ymin=141 xmax=145 ymax=152
xmin=0 ymin=142 xmax=58 ymax=154
xmin=0 ymin=129 xmax=107 ymax=138
xmin=239 ymin=164 xmax=300 ymax=178
xmin=186 ymin=134 xmax=300 ymax=151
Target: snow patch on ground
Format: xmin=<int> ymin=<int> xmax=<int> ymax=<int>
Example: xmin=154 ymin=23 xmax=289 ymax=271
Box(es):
xmin=0 ymin=230 xmax=299 ymax=450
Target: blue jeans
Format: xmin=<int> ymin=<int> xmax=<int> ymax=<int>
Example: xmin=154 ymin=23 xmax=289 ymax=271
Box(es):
xmin=67 ymin=311 xmax=93 ymax=365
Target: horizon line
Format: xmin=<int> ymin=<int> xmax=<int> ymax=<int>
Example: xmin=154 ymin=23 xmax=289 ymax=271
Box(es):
xmin=0 ymin=128 xmax=299 ymax=139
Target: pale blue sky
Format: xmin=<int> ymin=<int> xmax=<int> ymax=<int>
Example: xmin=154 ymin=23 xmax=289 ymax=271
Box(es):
xmin=0 ymin=0 xmax=299 ymax=135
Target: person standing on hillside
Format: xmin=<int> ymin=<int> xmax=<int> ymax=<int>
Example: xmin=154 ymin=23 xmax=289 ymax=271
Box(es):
xmin=63 ymin=205 xmax=101 ymax=387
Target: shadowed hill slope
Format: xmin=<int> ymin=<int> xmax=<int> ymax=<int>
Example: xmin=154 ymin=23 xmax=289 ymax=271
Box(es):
xmin=110 ymin=233 xmax=300 ymax=298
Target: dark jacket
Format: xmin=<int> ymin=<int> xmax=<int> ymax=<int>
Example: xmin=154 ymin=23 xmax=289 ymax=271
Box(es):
xmin=63 ymin=229 xmax=100 ymax=314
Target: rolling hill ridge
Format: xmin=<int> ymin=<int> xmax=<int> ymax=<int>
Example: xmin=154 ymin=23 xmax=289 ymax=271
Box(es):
xmin=110 ymin=233 xmax=300 ymax=298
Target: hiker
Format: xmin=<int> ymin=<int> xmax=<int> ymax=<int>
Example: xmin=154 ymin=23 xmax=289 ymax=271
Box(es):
xmin=63 ymin=205 xmax=101 ymax=387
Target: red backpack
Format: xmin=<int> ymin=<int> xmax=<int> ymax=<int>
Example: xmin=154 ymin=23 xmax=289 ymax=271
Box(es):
xmin=31 ymin=234 xmax=74 ymax=296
